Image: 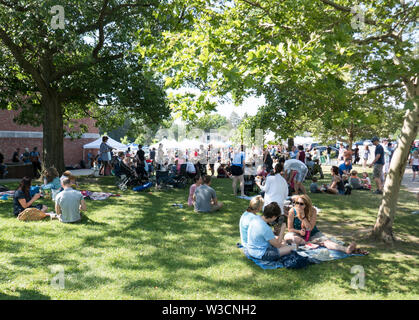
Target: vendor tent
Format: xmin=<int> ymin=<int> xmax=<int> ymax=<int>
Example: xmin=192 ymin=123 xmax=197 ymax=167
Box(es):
xmin=150 ymin=138 xmax=182 ymax=150
xmin=83 ymin=136 xmax=127 ymax=159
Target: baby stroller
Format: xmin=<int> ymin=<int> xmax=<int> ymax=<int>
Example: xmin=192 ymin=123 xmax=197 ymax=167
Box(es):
xmin=180 ymin=163 xmax=197 ymax=184
xmin=114 ymin=160 xmax=145 ymax=191
xmin=155 ymin=170 xmax=187 ymax=190
xmin=244 ymin=175 xmax=256 ymax=196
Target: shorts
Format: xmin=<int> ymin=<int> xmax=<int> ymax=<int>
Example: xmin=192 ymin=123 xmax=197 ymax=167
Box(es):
xmin=373 ymin=164 xmax=384 ymax=179
xmin=231 ymin=165 xmax=243 ymax=176
xmin=413 ymin=165 xmax=419 ymax=172
xmin=261 ymin=245 xmax=282 ymax=261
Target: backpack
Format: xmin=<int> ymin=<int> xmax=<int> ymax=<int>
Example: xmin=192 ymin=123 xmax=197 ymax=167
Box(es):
xmin=344 ymin=183 xmax=352 ymax=195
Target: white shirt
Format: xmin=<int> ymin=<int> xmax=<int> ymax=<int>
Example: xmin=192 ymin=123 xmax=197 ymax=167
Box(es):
xmin=186 ymin=162 xmax=196 ymax=173
xmin=261 ymin=174 xmax=288 ymax=214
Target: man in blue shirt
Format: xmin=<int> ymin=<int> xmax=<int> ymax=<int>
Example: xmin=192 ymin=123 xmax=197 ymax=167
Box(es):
xmin=338 ymin=159 xmax=352 ymax=176
xmin=247 ymin=202 xmax=292 ymax=261
xmin=369 ymin=137 xmax=385 ymax=194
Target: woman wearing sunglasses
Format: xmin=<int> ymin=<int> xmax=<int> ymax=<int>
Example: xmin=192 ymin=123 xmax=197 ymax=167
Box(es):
xmin=284 ymin=195 xmax=367 ymax=254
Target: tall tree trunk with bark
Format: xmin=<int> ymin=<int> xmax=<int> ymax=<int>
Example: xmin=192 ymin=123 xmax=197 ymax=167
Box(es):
xmin=287 ymin=137 xmax=294 ymax=151
xmin=42 ymin=91 xmax=65 ymax=174
xmin=372 ymin=78 xmax=419 ymax=243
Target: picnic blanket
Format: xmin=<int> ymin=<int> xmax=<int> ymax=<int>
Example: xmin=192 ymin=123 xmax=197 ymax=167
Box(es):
xmin=81 ymin=190 xmax=120 ymax=201
xmin=237 ymin=243 xmax=364 ymax=270
xmin=0 ymin=191 xmax=15 ymax=200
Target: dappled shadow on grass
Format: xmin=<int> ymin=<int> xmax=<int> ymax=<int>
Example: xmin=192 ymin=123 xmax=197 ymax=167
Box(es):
xmin=0 ymin=174 xmax=418 ymax=299
xmin=0 ymin=288 xmax=51 ymax=300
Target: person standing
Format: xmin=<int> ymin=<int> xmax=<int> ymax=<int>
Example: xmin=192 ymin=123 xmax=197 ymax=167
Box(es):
xmin=99 ymin=136 xmax=114 ymax=176
xmin=354 ymin=146 xmax=360 ymax=165
xmin=12 ymin=148 xmax=20 ymax=162
xmin=231 ymin=146 xmax=246 ymax=197
xmin=362 ymin=145 xmax=370 ymax=169
xmin=326 ymin=146 xmax=332 ymax=165
xmin=369 ymin=137 xmax=385 ymax=194
xmin=29 ymin=147 xmax=41 ymax=178
xmin=263 ymin=148 xmax=273 ymax=173
xmin=255 ymin=163 xmax=288 ymax=214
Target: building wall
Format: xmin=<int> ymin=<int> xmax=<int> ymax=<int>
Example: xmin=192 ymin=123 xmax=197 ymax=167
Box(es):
xmin=0 ymin=110 xmax=100 ymax=166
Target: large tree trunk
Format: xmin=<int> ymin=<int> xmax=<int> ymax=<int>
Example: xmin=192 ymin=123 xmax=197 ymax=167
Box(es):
xmin=287 ymin=137 xmax=294 ymax=151
xmin=372 ymin=78 xmax=418 ymax=243
xmin=42 ymin=92 xmax=65 ymax=174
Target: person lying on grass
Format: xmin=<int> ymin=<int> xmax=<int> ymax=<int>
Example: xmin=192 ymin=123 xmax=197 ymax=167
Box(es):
xmin=239 ymin=195 xmax=264 ymax=249
xmin=246 ymin=202 xmax=293 ymax=261
xmin=55 ymin=177 xmax=86 ymax=223
xmin=284 ymin=194 xmax=368 ymax=255
xmin=193 ymin=175 xmax=223 ymax=213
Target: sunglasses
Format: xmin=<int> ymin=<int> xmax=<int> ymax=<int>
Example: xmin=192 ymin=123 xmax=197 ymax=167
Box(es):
xmin=295 ymin=201 xmax=305 ymax=206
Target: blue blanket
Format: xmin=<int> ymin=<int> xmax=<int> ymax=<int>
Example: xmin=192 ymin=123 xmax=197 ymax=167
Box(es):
xmin=238 ymin=244 xmax=363 ymax=270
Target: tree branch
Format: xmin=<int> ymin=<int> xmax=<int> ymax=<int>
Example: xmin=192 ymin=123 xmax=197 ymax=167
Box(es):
xmin=319 ymin=0 xmax=377 ymax=26
xmin=92 ymin=0 xmax=109 ymax=60
xmin=357 ymin=83 xmax=403 ymax=95
xmin=0 ymin=27 xmax=49 ymax=94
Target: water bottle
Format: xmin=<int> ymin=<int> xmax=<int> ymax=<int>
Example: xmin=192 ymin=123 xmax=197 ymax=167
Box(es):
xmin=304 ymin=230 xmax=311 ymax=242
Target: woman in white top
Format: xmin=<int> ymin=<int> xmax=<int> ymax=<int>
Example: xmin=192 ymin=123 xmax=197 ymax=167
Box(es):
xmin=255 ymin=162 xmax=289 ymax=214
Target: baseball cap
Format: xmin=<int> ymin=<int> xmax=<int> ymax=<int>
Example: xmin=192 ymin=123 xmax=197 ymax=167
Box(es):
xmin=371 ymin=136 xmax=379 ymax=142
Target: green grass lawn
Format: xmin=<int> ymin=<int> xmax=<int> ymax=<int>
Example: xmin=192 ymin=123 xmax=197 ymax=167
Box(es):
xmin=0 ymin=165 xmax=418 ymax=300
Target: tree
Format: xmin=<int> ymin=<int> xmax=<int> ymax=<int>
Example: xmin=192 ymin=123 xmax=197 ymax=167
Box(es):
xmin=191 ymin=113 xmax=228 ymax=132
xmin=0 ymin=0 xmax=170 ymax=173
xmin=141 ymin=0 xmax=417 ymax=243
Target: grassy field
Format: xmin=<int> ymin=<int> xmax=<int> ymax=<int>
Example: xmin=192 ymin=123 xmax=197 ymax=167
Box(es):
xmin=0 ymin=165 xmax=418 ymax=300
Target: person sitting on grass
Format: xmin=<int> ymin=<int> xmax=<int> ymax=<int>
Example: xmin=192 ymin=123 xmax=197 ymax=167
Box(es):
xmin=323 ymin=166 xmax=345 ymax=195
xmin=338 ymin=159 xmax=353 ymax=177
xmin=13 ymin=176 xmax=48 ymax=217
xmin=193 ymin=175 xmax=223 ymax=213
xmin=41 ymin=167 xmax=62 ymax=201
xmin=310 ymin=177 xmax=323 ymax=193
xmin=217 ymin=163 xmax=230 ymax=178
xmin=349 ymin=170 xmax=367 ymax=190
xmin=360 ymin=172 xmax=371 ymax=190
xmin=60 ymin=170 xmax=77 ymax=188
xmin=239 ymin=195 xmax=264 ymax=249
xmin=284 ymin=194 xmax=368 ymax=254
xmin=55 ymin=177 xmax=86 ymax=223
xmin=246 ymin=202 xmax=293 ymax=260
xmin=188 ymin=175 xmax=203 ymax=207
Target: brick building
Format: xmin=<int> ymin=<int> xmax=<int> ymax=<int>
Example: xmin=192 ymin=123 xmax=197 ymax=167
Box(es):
xmin=0 ymin=110 xmax=100 ymax=166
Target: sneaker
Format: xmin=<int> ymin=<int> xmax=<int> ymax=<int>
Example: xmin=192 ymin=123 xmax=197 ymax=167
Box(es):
xmin=373 ymin=190 xmax=383 ymax=194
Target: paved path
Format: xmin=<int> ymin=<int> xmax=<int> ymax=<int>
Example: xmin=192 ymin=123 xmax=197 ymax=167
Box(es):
xmin=401 ymin=166 xmax=419 ymax=194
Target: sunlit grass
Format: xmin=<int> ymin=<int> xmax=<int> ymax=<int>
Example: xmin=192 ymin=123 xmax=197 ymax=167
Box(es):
xmin=0 ymin=166 xmax=418 ymax=300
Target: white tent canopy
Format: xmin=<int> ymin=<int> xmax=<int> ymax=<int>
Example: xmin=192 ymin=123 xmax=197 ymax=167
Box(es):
xmin=83 ymin=137 xmax=128 ymax=162
xmin=150 ymin=138 xmax=182 ymax=150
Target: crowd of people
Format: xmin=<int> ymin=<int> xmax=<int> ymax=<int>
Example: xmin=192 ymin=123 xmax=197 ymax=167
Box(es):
xmin=0 ymin=146 xmax=42 ymax=179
